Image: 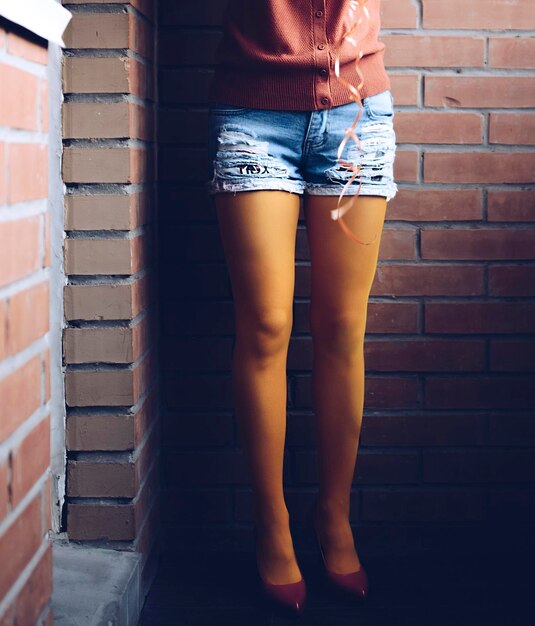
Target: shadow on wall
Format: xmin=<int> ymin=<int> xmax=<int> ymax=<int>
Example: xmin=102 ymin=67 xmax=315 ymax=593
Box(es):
xmin=155 ymin=0 xmax=535 ymax=557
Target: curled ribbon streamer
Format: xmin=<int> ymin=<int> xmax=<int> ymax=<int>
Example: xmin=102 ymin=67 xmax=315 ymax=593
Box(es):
xmin=332 ymin=0 xmax=378 ymax=246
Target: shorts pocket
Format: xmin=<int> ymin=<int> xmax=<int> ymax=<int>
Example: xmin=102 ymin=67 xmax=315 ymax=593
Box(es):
xmin=209 ymin=102 xmax=249 ymax=115
xmin=363 ymin=90 xmax=394 ymax=120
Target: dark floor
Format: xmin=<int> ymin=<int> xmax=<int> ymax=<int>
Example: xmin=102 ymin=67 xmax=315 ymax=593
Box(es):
xmin=139 ymin=545 xmax=533 ymax=626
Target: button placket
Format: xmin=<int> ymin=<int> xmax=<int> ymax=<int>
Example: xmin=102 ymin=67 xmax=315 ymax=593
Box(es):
xmin=312 ymin=0 xmax=331 ymax=108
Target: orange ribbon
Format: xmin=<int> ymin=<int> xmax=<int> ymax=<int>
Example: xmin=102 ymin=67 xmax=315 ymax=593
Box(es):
xmin=331 ymin=0 xmax=378 ymax=246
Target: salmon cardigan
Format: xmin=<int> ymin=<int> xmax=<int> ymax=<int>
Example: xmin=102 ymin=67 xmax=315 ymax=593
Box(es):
xmin=208 ymin=0 xmax=391 ymax=110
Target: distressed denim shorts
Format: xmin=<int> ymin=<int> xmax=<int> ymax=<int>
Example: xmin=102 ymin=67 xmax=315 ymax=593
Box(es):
xmin=205 ymin=89 xmax=398 ymax=200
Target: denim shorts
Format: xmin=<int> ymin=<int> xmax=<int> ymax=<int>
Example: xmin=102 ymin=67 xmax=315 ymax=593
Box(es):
xmin=205 ymin=89 xmax=398 ymax=200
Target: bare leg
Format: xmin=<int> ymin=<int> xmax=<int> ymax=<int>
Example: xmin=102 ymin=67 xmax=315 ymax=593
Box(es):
xmin=303 ymin=194 xmax=387 ymax=574
xmin=214 ymin=190 xmax=302 ymax=584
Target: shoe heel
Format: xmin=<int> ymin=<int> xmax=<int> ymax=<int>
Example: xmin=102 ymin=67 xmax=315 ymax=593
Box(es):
xmin=307 ymin=499 xmax=369 ymax=602
xmin=253 ymin=524 xmax=307 ymax=617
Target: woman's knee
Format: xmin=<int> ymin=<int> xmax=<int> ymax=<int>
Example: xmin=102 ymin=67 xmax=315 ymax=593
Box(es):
xmin=310 ymin=310 xmax=366 ymax=356
xmin=235 ymin=307 xmax=292 ymax=358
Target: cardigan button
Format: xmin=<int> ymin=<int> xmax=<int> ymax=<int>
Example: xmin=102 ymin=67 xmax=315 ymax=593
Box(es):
xmin=321 ymin=97 xmax=330 ymax=105
xmin=315 ymin=10 xmax=323 ymax=17
xmin=319 ymin=69 xmax=328 ymax=77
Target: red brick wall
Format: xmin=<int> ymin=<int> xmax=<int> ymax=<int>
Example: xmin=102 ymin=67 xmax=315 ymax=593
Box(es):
xmin=0 ymin=18 xmax=54 ymax=626
xmin=158 ymin=0 xmax=535 ymax=555
xmin=61 ymin=0 xmax=161 ymax=596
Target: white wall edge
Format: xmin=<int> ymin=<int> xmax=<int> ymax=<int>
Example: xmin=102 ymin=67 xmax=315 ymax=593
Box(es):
xmin=0 ymin=0 xmax=71 ymax=47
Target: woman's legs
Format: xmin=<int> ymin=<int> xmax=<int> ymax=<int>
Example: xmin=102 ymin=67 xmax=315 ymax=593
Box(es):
xmin=214 ymin=190 xmax=302 ymax=585
xmin=303 ymin=194 xmax=387 ymax=574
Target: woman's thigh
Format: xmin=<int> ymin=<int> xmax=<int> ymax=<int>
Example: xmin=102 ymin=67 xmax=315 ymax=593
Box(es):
xmin=214 ymin=190 xmax=300 ymax=331
xmin=303 ymin=193 xmax=387 ymax=331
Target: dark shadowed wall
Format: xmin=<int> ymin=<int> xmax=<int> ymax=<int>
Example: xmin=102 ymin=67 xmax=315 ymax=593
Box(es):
xmin=157 ymin=0 xmax=535 ymax=556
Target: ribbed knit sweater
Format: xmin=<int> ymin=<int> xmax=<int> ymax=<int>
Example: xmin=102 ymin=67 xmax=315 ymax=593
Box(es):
xmin=208 ymin=0 xmax=390 ymax=111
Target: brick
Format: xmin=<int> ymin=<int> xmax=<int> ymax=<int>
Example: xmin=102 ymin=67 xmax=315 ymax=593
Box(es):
xmin=393 ymin=149 xmax=419 ymax=182
xmin=158 ymin=0 xmax=226 ymax=26
xmin=161 ymin=412 xmax=233 ymax=448
xmin=159 ymin=69 xmax=213 ymax=104
xmin=162 ymin=336 xmax=232 ymax=371
xmin=362 ymin=490 xmax=484 ymax=522
xmin=64 ymin=316 xmax=149 ymax=364
xmin=165 ymin=373 xmax=233 ymax=410
xmin=490 ymin=339 xmax=535 ymax=372
xmin=6 ymin=31 xmax=47 ymax=64
xmin=489 ymin=37 xmax=535 ymax=69
xmin=7 ymin=143 xmax=48 ymax=203
xmin=65 ymin=351 xmax=152 ymax=407
xmin=67 ymin=461 xmax=135 ymax=497
xmin=14 ymin=543 xmax=52 ymax=626
xmin=294 ymin=375 xmax=419 ymax=409
xmin=0 ymin=64 xmax=38 ymax=130
xmin=372 ymin=264 xmax=484 ymax=296
xmin=165 ymin=451 xmax=249 ymax=486
xmin=423 ymin=0 xmax=534 ymax=30
xmin=62 ymin=147 xmax=152 ymax=183
xmin=381 ymin=0 xmax=418 ymax=28
xmin=163 ymin=489 xmax=231 ymax=524
xmin=425 ymin=302 xmax=535 ymax=334
xmin=389 ymin=74 xmax=419 ymax=105
xmin=63 ymin=56 xmax=154 ymax=100
xmin=487 ymin=489 xmax=535 ymax=522
xmin=64 ymin=275 xmax=149 ymax=320
xmin=0 ymin=299 xmax=5 ymax=361
xmin=0 ymin=142 xmax=5 ymax=204
xmin=365 ymin=339 xmax=485 ymax=371
xmin=62 ymin=101 xmax=153 ymax=141
xmin=424 ymin=152 xmax=535 ymax=184
xmin=488 ymin=413 xmax=535 ymax=446
xmin=64 ymin=234 xmax=147 ymax=275
xmin=159 ymin=30 xmax=220 ymax=66
xmin=394 ymin=112 xmax=483 ymax=144
xmin=5 ymin=281 xmax=49 ymax=356
xmin=65 ymin=191 xmax=149 ymax=230
xmin=64 ymin=0 xmax=155 ymax=22
xmin=62 ymin=57 xmax=130 ymax=93
xmin=488 ymin=265 xmax=535 ymax=296
xmin=386 ymin=189 xmax=482 ymax=221
xmin=489 ymin=113 xmax=535 ymax=145
xmin=40 ymin=78 xmax=48 ymax=133
xmin=383 ymin=35 xmax=484 ymax=67
xmin=157 ymin=108 xmax=209 ymax=144
xmin=11 ymin=415 xmax=50 ymax=508
xmin=294 ymin=451 xmax=420 ymax=485
xmin=424 ymin=76 xmax=535 ymax=109
xmin=424 ymin=376 xmax=535 ymax=409
xmin=67 ymin=503 xmax=135 ymax=541
xmin=63 ymin=13 xmax=130 ymax=49
xmin=487 ymin=190 xmax=535 ymax=222
xmin=423 ymin=449 xmax=535 ymax=483
xmin=67 ymin=414 xmax=134 ymax=452
xmin=360 ymin=413 xmax=484 ymax=446
xmin=68 ymin=388 xmax=155 ymax=451
xmin=0 ymin=495 xmax=42 ymax=600
xmin=0 ymin=355 xmax=41 ymax=441
xmin=421 ymin=228 xmax=535 ymax=260
xmin=63 ymin=102 xmax=130 ymax=139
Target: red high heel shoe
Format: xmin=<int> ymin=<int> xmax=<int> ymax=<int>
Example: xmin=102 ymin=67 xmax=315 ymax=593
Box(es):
xmin=308 ymin=499 xmax=369 ymax=602
xmin=253 ymin=524 xmax=307 ymax=617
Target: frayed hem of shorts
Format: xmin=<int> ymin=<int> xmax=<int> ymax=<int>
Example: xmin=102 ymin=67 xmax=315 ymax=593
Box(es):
xmin=205 ymin=180 xmax=305 ymax=196
xmin=305 ymin=182 xmax=398 ymax=201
